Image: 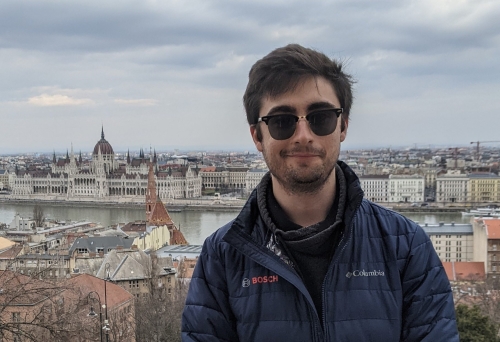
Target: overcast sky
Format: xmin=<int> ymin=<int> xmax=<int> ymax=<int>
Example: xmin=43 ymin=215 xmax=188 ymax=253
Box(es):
xmin=1 ymin=0 xmax=499 ymax=154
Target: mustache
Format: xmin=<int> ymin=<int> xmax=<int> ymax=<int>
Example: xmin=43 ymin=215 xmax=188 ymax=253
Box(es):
xmin=280 ymin=146 xmax=325 ymax=157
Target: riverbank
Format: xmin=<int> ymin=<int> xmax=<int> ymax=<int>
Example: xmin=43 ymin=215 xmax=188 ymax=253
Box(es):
xmin=0 ymin=196 xmax=244 ymax=212
xmin=0 ymin=196 xmax=476 ymax=214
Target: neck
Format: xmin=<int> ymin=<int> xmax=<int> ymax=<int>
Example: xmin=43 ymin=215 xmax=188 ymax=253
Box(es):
xmin=271 ymin=169 xmax=336 ymax=227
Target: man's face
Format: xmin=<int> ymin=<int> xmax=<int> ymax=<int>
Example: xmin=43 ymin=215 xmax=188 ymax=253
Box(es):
xmin=251 ymin=76 xmax=348 ymax=195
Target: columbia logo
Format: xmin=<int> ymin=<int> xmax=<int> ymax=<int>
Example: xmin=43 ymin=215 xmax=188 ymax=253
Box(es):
xmin=346 ymin=270 xmax=385 ymax=278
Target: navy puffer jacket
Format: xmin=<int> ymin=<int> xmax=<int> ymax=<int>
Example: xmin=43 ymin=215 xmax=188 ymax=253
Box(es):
xmin=182 ymin=162 xmax=459 ymax=341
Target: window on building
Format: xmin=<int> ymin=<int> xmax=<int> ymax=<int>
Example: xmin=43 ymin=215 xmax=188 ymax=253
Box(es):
xmin=12 ymin=312 xmax=21 ymax=322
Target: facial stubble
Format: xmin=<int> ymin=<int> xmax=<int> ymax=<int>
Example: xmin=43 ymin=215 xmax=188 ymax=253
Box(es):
xmin=263 ymin=146 xmax=338 ymax=196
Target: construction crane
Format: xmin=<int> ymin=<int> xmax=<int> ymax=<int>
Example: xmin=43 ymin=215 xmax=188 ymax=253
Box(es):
xmin=470 ymin=141 xmax=500 ymax=161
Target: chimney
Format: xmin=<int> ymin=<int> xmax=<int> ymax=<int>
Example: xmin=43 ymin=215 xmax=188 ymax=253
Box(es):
xmin=439 ymin=222 xmax=444 ymax=227
xmin=451 ymin=222 xmax=455 ymax=226
xmin=89 ymin=252 xmax=96 ymax=258
xmin=98 ymin=251 xmax=104 ymax=257
xmin=131 ymin=245 xmax=138 ymax=250
xmin=116 ymin=245 xmax=123 ymax=251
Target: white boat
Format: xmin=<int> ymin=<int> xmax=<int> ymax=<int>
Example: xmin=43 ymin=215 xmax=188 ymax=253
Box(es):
xmin=461 ymin=208 xmax=500 ymax=217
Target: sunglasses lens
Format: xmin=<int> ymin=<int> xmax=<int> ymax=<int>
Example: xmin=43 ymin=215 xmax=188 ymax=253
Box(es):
xmin=267 ymin=115 xmax=297 ymax=140
xmin=308 ymin=110 xmax=338 ymax=136
xmin=261 ymin=109 xmax=340 ymax=140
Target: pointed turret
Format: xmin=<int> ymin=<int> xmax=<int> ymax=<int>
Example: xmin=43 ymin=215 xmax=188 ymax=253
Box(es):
xmin=153 ymin=149 xmax=157 ymax=163
xmin=52 ymin=151 xmax=56 ymax=164
xmin=145 ymin=162 xmax=157 ymax=219
xmin=127 ymin=149 xmax=131 ymax=164
xmin=101 ymin=125 xmax=105 ymax=140
xmin=66 ymin=149 xmax=69 ymax=162
xmin=79 ymin=151 xmax=82 ymax=164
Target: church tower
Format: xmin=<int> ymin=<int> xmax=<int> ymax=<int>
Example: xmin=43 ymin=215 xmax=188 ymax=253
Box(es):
xmin=145 ymin=162 xmax=157 ymax=218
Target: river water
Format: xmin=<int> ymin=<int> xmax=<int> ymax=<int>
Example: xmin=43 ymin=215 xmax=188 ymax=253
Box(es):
xmin=0 ymin=202 xmax=470 ymax=245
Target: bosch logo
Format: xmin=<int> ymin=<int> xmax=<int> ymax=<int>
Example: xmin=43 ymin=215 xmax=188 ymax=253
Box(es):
xmin=242 ymin=275 xmax=279 ymax=287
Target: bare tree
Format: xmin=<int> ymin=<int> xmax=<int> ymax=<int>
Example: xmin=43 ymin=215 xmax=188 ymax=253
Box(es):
xmin=33 ymin=204 xmax=45 ymax=228
xmin=0 ymin=269 xmax=76 ymax=341
xmin=132 ymin=278 xmax=188 ymax=342
xmin=131 ymin=255 xmax=188 ymax=342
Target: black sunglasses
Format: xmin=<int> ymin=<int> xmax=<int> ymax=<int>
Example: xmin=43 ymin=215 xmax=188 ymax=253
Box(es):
xmin=257 ymin=108 xmax=343 ymax=140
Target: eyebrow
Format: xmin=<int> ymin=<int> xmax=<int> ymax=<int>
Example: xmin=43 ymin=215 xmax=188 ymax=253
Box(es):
xmin=307 ymin=102 xmax=338 ymax=111
xmin=266 ymin=102 xmax=337 ymax=116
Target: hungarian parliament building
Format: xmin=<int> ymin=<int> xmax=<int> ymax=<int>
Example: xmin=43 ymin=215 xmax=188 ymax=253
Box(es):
xmin=9 ymin=129 xmax=202 ymax=202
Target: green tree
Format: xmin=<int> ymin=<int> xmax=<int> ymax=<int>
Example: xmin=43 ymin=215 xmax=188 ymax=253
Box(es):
xmin=456 ymin=304 xmax=500 ymax=342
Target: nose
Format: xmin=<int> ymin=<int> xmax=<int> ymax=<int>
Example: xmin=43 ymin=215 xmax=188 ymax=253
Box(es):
xmin=292 ymin=117 xmax=314 ymax=143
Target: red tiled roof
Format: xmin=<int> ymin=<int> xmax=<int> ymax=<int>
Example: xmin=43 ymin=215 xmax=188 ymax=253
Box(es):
xmin=121 ymin=221 xmax=147 ymax=232
xmin=482 ymin=219 xmax=500 ymax=239
xmin=442 ymin=262 xmax=485 ymax=281
xmin=67 ymin=273 xmax=133 ymax=309
xmin=0 ymin=244 xmax=23 ymax=259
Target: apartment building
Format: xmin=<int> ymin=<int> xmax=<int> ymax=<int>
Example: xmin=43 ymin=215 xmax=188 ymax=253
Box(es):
xmin=423 ymin=222 xmax=473 ymax=262
xmin=473 ymin=218 xmax=500 ymax=278
xmin=436 ymin=170 xmax=469 ymax=203
xmin=469 ymin=173 xmax=500 ymax=203
xmin=359 ymin=175 xmax=389 ymax=202
xmin=389 ymin=174 xmax=425 ymax=203
xmin=245 ymin=168 xmax=268 ymax=194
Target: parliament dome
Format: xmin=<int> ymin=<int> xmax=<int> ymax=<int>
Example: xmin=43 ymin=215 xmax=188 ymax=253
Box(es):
xmin=93 ymin=127 xmax=114 ymax=155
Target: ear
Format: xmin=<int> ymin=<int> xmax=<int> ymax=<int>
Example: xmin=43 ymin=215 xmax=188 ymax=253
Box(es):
xmin=340 ymin=118 xmax=348 ymax=142
xmin=250 ymin=125 xmax=263 ymax=152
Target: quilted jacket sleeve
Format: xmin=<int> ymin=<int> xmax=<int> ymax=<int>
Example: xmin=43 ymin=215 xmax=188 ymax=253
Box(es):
xmin=401 ymin=225 xmax=459 ymax=341
xmin=181 ymin=237 xmax=238 ymax=342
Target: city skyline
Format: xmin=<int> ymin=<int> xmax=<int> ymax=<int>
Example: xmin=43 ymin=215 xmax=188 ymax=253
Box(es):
xmin=1 ymin=0 xmax=499 ymax=153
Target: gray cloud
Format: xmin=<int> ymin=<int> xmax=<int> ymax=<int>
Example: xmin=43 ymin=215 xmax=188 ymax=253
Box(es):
xmin=1 ymin=0 xmax=499 ymax=153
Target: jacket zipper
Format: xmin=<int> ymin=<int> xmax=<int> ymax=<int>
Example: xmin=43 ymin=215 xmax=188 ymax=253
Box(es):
xmin=227 ymin=226 xmax=325 ymax=341
xmin=321 ymin=198 xmax=363 ymax=340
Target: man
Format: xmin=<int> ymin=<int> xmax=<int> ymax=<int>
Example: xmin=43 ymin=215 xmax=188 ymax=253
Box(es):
xmin=182 ymin=44 xmax=458 ymax=341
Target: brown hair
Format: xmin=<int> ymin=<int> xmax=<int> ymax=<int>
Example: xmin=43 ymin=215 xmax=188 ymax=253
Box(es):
xmin=243 ymin=44 xmax=354 ymax=140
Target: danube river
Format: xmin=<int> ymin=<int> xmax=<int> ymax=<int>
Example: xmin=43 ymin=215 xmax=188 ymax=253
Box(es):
xmin=0 ymin=202 xmax=471 ymax=245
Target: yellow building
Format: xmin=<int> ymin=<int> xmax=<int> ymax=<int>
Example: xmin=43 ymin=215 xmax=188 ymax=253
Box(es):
xmin=468 ymin=173 xmax=500 ymax=203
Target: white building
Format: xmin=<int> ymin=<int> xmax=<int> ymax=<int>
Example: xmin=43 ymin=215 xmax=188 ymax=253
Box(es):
xmin=9 ymin=128 xmax=202 ymax=202
xmin=200 ymin=166 xmax=250 ymax=193
xmin=436 ymin=170 xmax=469 ymax=203
xmin=245 ymin=169 xmax=268 ymax=194
xmin=423 ymin=222 xmax=473 ymax=262
xmin=9 ymin=214 xmax=35 ymax=231
xmin=389 ymin=174 xmax=425 ymax=203
xmin=359 ymin=175 xmax=389 ymax=203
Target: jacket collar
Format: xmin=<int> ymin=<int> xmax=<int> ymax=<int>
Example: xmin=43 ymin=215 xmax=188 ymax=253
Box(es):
xmin=227 ymin=161 xmax=364 ymax=244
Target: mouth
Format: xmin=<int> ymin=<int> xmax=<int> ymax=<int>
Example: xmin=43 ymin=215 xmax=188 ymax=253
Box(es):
xmin=281 ymin=148 xmax=324 ymax=159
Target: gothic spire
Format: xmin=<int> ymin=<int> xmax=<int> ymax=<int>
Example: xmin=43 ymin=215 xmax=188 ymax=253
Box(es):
xmin=127 ymin=149 xmax=131 ymax=164
xmin=53 ymin=150 xmax=56 ymax=164
xmin=101 ymin=125 xmax=105 ymax=140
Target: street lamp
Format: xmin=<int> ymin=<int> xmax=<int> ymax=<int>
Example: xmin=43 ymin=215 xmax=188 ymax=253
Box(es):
xmin=104 ymin=262 xmax=111 ymax=342
xmin=87 ymin=291 xmax=103 ymax=342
